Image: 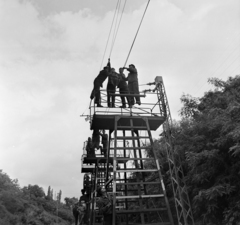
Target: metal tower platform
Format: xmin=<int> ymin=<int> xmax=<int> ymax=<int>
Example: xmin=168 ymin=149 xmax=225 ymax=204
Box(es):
xmin=80 ymin=76 xmax=195 ymax=225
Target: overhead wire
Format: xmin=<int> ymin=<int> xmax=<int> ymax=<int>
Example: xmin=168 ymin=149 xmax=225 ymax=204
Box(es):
xmin=191 ymin=31 xmax=240 ymax=92
xmin=109 ymin=0 xmax=122 ymax=58
xmin=124 ymin=0 xmax=151 ymax=67
xmin=100 ymin=0 xmax=122 ymax=70
xmin=168 ymin=31 xmax=240 ymax=119
xmin=109 ymin=0 xmax=127 ymax=58
xmin=194 ymin=49 xmax=240 ymax=96
xmin=191 ymin=32 xmax=240 ymax=96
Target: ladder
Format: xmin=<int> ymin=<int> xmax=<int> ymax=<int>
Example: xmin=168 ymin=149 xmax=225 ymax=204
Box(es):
xmin=109 ymin=115 xmax=174 ymax=225
xmin=155 ymin=77 xmax=195 ymax=225
xmin=91 ymin=158 xmax=112 ymax=225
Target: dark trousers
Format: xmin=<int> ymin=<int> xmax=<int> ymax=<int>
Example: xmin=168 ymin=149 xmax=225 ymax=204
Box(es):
xmin=128 ymin=81 xmax=140 ymax=105
xmin=107 ymin=83 xmax=116 ymax=107
xmin=119 ymin=86 xmax=130 ymax=106
xmin=93 ymin=81 xmax=102 ymax=105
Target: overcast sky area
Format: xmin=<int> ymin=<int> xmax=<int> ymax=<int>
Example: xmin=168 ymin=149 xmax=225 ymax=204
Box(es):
xmin=0 ymin=0 xmax=239 ymax=200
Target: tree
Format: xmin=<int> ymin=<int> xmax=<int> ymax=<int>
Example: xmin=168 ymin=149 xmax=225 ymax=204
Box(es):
xmin=0 ymin=170 xmax=20 ymax=193
xmin=26 ymin=185 xmax=45 ymax=198
xmin=57 ymin=190 xmax=62 ymax=202
xmin=142 ymin=75 xmax=240 ymax=224
xmin=64 ymin=197 xmax=78 ymax=207
xmin=177 ymin=75 xmax=240 ymax=224
xmin=47 ymin=186 xmax=51 ymax=197
xmin=50 ymin=188 xmax=53 ymax=200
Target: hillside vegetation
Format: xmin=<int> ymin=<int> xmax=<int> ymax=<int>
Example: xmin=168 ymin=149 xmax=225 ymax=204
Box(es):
xmin=0 ymin=170 xmax=75 ymax=225
xmin=144 ymin=75 xmax=240 ymax=225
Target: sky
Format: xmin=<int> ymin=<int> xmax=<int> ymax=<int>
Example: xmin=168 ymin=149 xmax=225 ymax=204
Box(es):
xmin=0 ymin=0 xmax=239 ymax=201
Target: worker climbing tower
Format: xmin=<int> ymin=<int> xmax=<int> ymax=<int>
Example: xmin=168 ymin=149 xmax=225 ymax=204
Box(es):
xmin=81 ymin=76 xmax=195 ymax=225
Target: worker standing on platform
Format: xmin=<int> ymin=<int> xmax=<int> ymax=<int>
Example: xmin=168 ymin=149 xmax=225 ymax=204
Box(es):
xmin=92 ymin=129 xmax=101 ymax=151
xmin=123 ymin=64 xmax=141 ymax=106
xmin=118 ymin=67 xmax=131 ymax=108
xmin=86 ymin=137 xmax=95 ymax=158
xmin=91 ymin=59 xmax=111 ymax=107
xmin=100 ymin=130 xmax=108 ymax=157
xmin=107 ymin=67 xmax=119 ymax=108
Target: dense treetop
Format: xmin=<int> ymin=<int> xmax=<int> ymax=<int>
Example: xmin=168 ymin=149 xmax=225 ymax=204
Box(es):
xmin=0 ymin=170 xmax=75 ymax=225
xmin=144 ymin=75 xmax=240 ymax=225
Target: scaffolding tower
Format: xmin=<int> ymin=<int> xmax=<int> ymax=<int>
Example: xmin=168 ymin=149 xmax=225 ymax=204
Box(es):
xmin=81 ymin=76 xmax=195 ymax=225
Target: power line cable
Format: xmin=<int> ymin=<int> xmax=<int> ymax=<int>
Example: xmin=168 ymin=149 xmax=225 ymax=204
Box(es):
xmin=217 ymin=54 xmax=240 ymax=79
xmin=100 ymin=0 xmax=121 ymax=70
xmin=109 ymin=0 xmax=127 ymax=58
xmin=109 ymin=0 xmax=121 ymax=57
xmin=228 ymin=64 xmax=240 ymax=78
xmin=191 ymin=32 xmax=240 ymax=90
xmin=194 ymin=53 xmax=240 ymax=96
xmin=123 ymin=0 xmax=151 ymax=67
xmin=190 ymin=32 xmax=240 ymax=96
xmin=171 ymin=41 xmax=240 ymax=118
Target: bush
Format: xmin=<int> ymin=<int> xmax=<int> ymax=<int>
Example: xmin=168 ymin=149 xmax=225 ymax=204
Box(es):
xmin=0 ymin=191 xmax=25 ymax=214
xmin=58 ymin=208 xmax=74 ymax=222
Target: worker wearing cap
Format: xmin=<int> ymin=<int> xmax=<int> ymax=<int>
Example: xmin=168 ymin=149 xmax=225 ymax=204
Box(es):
xmin=123 ymin=64 xmax=141 ymax=106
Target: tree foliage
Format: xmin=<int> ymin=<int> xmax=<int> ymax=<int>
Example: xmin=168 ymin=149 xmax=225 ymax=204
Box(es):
xmin=178 ymin=75 xmax=240 ymax=224
xmin=143 ymin=75 xmax=240 ymax=225
xmin=0 ymin=170 xmax=75 ymax=225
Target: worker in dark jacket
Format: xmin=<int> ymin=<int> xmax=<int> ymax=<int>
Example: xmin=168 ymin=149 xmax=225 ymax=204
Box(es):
xmin=92 ymin=129 xmax=101 ymax=151
xmin=107 ymin=68 xmax=119 ymax=107
xmin=91 ymin=59 xmax=111 ymax=107
xmin=86 ymin=137 xmax=95 ymax=158
xmin=100 ymin=130 xmax=108 ymax=157
xmin=118 ymin=67 xmax=131 ymax=108
xmin=123 ymin=64 xmax=141 ymax=106
xmin=79 ymin=189 xmax=89 ymax=224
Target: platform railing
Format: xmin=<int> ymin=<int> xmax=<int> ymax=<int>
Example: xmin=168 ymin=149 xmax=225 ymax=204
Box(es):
xmin=89 ymin=89 xmax=165 ymax=127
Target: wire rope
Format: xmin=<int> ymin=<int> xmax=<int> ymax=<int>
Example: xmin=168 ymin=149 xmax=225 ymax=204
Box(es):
xmin=194 ymin=54 xmax=240 ymax=96
xmin=191 ymin=32 xmax=240 ymax=91
xmin=124 ymin=0 xmax=151 ymax=67
xmin=191 ymin=32 xmax=240 ymax=96
xmin=109 ymin=0 xmax=127 ymax=58
xmin=100 ymin=0 xmax=121 ymax=70
xmin=109 ymin=0 xmax=121 ymax=57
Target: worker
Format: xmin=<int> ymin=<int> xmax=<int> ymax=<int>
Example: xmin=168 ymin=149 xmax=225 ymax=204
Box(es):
xmin=118 ymin=67 xmax=131 ymax=108
xmin=91 ymin=59 xmax=111 ymax=107
xmin=86 ymin=137 xmax=95 ymax=158
xmin=79 ymin=189 xmax=89 ymax=224
xmin=79 ymin=189 xmax=89 ymax=203
xmin=123 ymin=64 xmax=141 ymax=106
xmin=96 ymin=187 xmax=113 ymax=225
xmin=84 ymin=174 xmax=91 ymax=193
xmin=107 ymin=68 xmax=120 ymax=107
xmin=100 ymin=130 xmax=108 ymax=157
xmin=92 ymin=129 xmax=101 ymax=151
xmin=72 ymin=202 xmax=80 ymax=225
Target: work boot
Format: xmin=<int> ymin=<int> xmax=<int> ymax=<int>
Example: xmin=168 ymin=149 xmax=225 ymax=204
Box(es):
xmin=136 ymin=101 xmax=141 ymax=105
xmin=120 ymin=105 xmax=126 ymax=108
xmin=96 ymin=104 xmax=103 ymax=107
